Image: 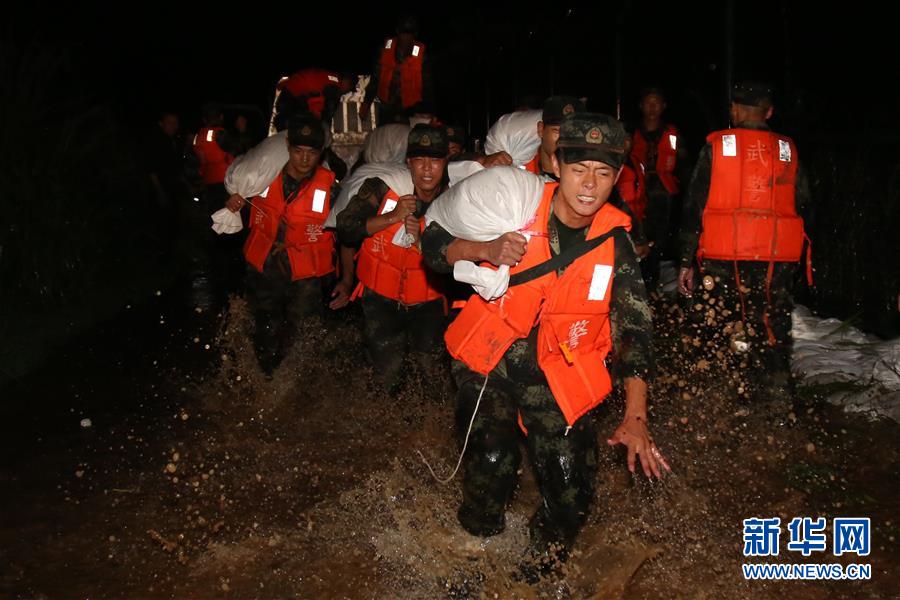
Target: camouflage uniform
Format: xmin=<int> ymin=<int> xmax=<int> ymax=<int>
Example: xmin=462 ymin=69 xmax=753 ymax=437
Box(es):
xmin=679 ymin=84 xmax=812 ymax=397
xmin=336 ymin=125 xmax=450 ymax=389
xmin=422 ymin=114 xmax=655 ymax=552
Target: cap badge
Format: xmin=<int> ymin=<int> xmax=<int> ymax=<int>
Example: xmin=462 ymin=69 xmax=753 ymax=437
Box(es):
xmin=562 ymin=103 xmax=575 ymax=116
xmin=300 ymin=125 xmax=312 ymax=136
xmin=420 ymin=134 xmax=431 ymax=146
xmin=586 ymin=128 xmax=603 ymax=144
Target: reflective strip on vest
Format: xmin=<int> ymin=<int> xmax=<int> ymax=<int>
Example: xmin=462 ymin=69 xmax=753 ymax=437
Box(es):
xmin=328 ymin=75 xmax=339 ymax=82
xmin=722 ymin=134 xmax=737 ymax=156
xmin=312 ymin=189 xmax=327 ymax=213
xmin=192 ymin=134 xmax=198 ymax=145
xmin=206 ymin=130 xmax=214 ymax=142
xmin=669 ymin=134 xmax=677 ymax=150
xmin=778 ymin=140 xmax=792 ymax=162
xmin=385 ymin=39 xmax=393 ymax=49
xmin=412 ymin=45 xmax=420 ymax=57
xmin=260 ymin=186 xmax=269 ymax=198
xmin=382 ymin=198 xmax=397 ymax=214
xmin=587 ymin=265 xmax=614 ymax=301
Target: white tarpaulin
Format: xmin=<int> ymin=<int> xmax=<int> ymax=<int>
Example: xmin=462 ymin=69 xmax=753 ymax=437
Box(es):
xmin=484 ymin=109 xmax=542 ymax=167
xmin=426 ymin=166 xmax=545 ymax=300
xmin=792 ymin=305 xmax=900 ymax=422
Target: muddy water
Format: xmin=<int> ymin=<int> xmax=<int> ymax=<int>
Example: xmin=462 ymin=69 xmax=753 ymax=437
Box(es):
xmin=1 ymin=288 xmax=898 ymax=599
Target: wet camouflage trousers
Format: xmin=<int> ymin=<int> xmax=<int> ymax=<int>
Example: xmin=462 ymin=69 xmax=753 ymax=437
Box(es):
xmin=360 ymin=290 xmax=447 ymax=389
xmin=689 ymin=259 xmax=796 ymax=392
xmin=245 ymin=263 xmax=333 ymax=372
xmin=452 ymin=336 xmax=599 ymax=550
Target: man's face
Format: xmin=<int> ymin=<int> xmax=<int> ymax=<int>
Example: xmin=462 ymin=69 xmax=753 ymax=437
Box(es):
xmin=448 ymin=141 xmax=463 ymax=158
xmin=159 ymin=114 xmax=179 ymax=137
xmin=407 ymin=156 xmax=447 ymax=196
xmin=639 ymin=93 xmax=666 ymax=120
xmin=537 ymin=122 xmax=561 ymax=155
xmin=555 ymin=158 xmax=620 ymax=219
xmin=287 ymin=144 xmax=322 ymax=178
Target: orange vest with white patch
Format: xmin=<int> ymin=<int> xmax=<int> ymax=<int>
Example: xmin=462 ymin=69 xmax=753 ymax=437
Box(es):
xmin=445 ymin=182 xmax=631 ymax=426
xmin=631 ymin=124 xmax=679 ymax=196
xmin=698 ymin=128 xmax=804 ymax=262
xmin=521 ymin=151 xmax=540 ymax=175
xmin=243 ymin=167 xmax=336 ymax=280
xmin=355 ymin=188 xmax=444 ymax=305
xmin=192 ymin=126 xmax=234 ymax=185
xmin=616 ymin=162 xmax=645 ymax=222
xmin=377 ymin=38 xmax=425 ymax=109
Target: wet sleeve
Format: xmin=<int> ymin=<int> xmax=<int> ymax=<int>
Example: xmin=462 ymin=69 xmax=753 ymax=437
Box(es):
xmin=609 ymin=230 xmax=656 ymax=382
xmin=335 ymin=177 xmax=387 ymax=247
xmin=679 ymin=143 xmax=712 ymax=267
xmin=421 ymin=221 xmax=457 ymax=274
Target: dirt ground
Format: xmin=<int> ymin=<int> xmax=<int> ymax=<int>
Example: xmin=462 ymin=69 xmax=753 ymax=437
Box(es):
xmin=1 ymin=290 xmax=898 ymax=599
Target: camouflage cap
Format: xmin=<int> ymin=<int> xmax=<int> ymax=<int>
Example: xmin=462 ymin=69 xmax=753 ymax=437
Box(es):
xmin=445 ymin=124 xmax=466 ymax=145
xmin=732 ymin=81 xmax=774 ymax=107
xmin=556 ymin=112 xmax=627 ymax=168
xmin=541 ymin=95 xmax=585 ymax=125
xmin=406 ymin=123 xmax=449 ymax=159
xmin=286 ymin=113 xmax=326 ymax=149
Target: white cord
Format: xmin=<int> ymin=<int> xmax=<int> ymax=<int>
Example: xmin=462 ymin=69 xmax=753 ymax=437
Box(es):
xmin=416 ymin=373 xmax=489 ymax=485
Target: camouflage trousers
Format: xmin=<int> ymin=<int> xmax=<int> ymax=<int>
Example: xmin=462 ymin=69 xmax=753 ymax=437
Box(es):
xmin=360 ymin=290 xmax=447 ymax=389
xmin=245 ymin=262 xmax=333 ymax=373
xmin=689 ymin=259 xmax=796 ymax=395
xmin=452 ymin=336 xmax=598 ymax=550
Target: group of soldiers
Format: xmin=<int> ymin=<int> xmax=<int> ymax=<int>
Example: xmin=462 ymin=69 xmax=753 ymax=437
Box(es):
xmin=192 ymin=16 xmax=811 ymax=582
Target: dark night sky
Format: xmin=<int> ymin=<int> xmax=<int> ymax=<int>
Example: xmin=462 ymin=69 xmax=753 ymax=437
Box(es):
xmin=8 ymin=3 xmax=893 ymax=149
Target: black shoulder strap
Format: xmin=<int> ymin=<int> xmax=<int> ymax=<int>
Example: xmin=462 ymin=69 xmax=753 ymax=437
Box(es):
xmin=508 ymin=226 xmax=626 ymax=287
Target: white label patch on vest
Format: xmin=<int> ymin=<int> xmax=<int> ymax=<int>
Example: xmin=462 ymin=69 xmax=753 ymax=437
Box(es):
xmin=669 ymin=134 xmax=678 ymax=150
xmin=206 ymin=130 xmax=214 ymax=143
xmin=412 ymin=45 xmax=421 ymax=57
xmin=385 ymin=39 xmax=393 ymax=49
xmin=312 ymin=189 xmax=327 ymax=213
xmin=778 ymin=140 xmax=792 ymax=162
xmin=722 ymin=134 xmax=737 ymax=157
xmin=327 ymin=75 xmax=339 ymax=83
xmin=260 ymin=186 xmax=270 ymax=198
xmin=382 ymin=199 xmax=397 ymax=214
xmin=588 ymin=264 xmax=614 ymax=301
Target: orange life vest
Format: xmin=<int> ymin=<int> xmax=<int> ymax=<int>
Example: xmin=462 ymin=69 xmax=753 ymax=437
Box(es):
xmin=616 ymin=162 xmax=645 ymax=222
xmin=377 ymin=38 xmax=425 ymax=109
xmin=354 ymin=188 xmax=444 ymax=305
xmin=521 ymin=151 xmax=540 ymax=175
xmin=243 ymin=166 xmax=336 ymax=281
xmin=193 ymin=126 xmax=234 ymax=185
xmin=698 ymin=128 xmax=805 ymax=263
xmin=631 ymin=124 xmax=679 ymax=196
xmin=445 ymin=182 xmax=631 ymax=426
xmin=280 ymin=69 xmax=341 ymax=118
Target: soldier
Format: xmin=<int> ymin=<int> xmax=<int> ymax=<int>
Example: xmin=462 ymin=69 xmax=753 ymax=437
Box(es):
xmin=422 ymin=113 xmax=669 ymax=575
xmin=336 ymin=124 xmax=450 ymax=390
xmin=522 ymin=96 xmax=586 ymax=180
xmin=677 ymin=81 xmax=812 ymax=400
xmin=631 ymin=87 xmax=690 ymax=292
xmin=360 ymin=15 xmax=434 ymax=124
xmin=226 ymin=114 xmax=352 ymax=374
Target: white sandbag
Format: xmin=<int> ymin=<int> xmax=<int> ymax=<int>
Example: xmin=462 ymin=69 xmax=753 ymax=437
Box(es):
xmin=210 ymin=207 xmax=243 ymax=234
xmin=363 ymin=124 xmax=410 ymax=164
xmin=224 ymin=131 xmax=288 ymax=198
xmin=792 ymin=305 xmax=900 ymax=423
xmin=447 ymin=160 xmax=484 ymax=185
xmin=224 ymin=125 xmax=333 ymax=198
xmin=324 ymin=163 xmax=414 ymax=229
xmin=484 ymin=109 xmax=542 ymax=167
xmin=426 ymin=166 xmax=545 ymax=300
